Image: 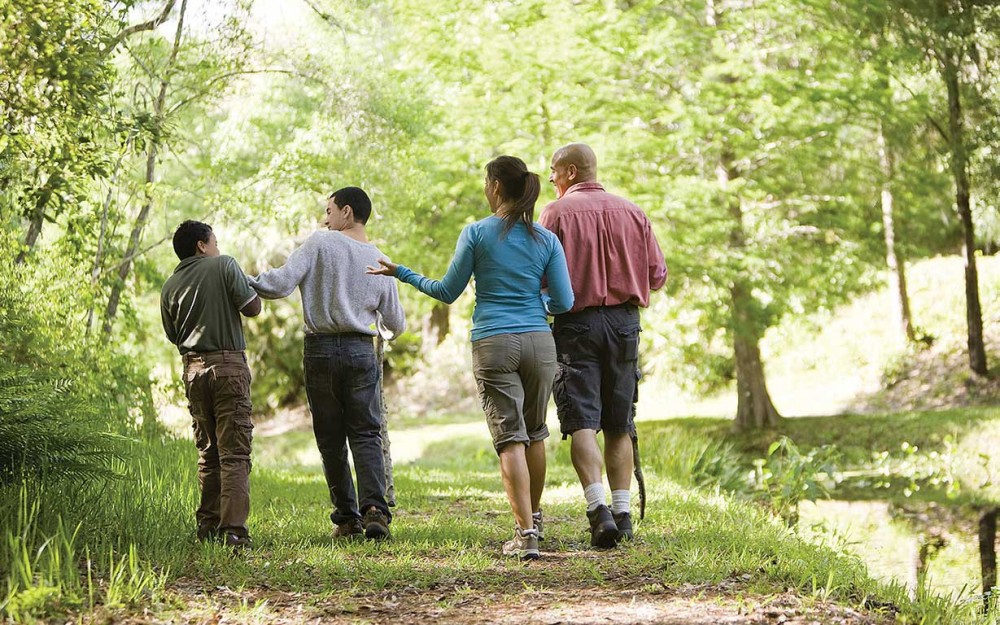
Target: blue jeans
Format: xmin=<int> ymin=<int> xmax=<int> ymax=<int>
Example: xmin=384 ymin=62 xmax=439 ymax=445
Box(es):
xmin=303 ymin=333 xmax=391 ymax=525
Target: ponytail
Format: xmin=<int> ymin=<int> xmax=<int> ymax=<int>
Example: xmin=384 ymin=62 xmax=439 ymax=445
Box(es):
xmin=485 ymin=155 xmax=540 ymax=240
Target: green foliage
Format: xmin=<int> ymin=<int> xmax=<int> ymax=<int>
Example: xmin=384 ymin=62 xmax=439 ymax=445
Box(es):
xmin=750 ymin=437 xmax=840 ymax=527
xmin=0 ymin=362 xmax=123 ymax=486
xmin=0 ymin=442 xmax=187 ymax=620
xmin=0 ymin=0 xmax=120 ymax=226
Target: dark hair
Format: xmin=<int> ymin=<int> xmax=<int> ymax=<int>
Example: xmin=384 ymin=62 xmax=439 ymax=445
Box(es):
xmin=173 ymin=220 xmax=213 ymax=260
xmin=485 ymin=155 xmax=540 ymax=240
xmin=330 ymin=186 xmax=373 ymax=224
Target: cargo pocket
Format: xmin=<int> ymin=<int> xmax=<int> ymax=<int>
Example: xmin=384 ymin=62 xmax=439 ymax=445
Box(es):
xmin=618 ymin=325 xmax=641 ymax=362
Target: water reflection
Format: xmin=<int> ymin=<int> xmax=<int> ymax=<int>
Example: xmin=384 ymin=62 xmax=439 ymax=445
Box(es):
xmin=799 ymin=500 xmax=982 ymax=599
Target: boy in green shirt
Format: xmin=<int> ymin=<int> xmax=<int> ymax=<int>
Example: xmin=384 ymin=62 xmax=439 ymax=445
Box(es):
xmin=161 ymin=220 xmax=261 ymax=548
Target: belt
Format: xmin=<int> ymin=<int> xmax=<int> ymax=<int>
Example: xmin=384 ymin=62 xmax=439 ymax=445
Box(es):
xmin=182 ymin=350 xmax=246 ymax=364
xmin=305 ymin=332 xmax=373 ymax=341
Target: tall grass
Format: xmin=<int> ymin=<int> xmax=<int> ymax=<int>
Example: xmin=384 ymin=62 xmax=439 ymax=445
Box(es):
xmin=0 ymin=439 xmax=198 ymax=620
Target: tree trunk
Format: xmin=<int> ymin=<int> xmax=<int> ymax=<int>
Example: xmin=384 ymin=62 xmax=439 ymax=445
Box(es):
xmin=718 ymin=152 xmax=781 ymax=430
xmin=86 ymin=173 xmax=119 ymax=335
xmin=14 ymin=172 xmax=62 ymax=265
xmin=942 ymin=48 xmax=988 ymax=375
xmin=102 ymin=0 xmax=187 ymax=335
xmin=422 ymin=301 xmax=450 ymax=347
xmin=731 ymin=281 xmax=781 ymax=429
xmin=877 ymin=123 xmax=916 ymax=344
xmin=979 ymin=508 xmax=997 ymax=612
xmin=103 ymin=136 xmax=159 ymax=335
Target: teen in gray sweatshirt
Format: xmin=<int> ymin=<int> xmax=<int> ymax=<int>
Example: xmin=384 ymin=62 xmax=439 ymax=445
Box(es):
xmin=250 ymin=187 xmax=405 ymax=540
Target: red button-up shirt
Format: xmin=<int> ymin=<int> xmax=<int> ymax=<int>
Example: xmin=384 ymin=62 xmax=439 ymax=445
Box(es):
xmin=539 ymin=182 xmax=667 ymax=313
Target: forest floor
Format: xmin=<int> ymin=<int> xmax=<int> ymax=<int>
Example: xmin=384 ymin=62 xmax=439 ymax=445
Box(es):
xmin=84 ymin=419 xmax=923 ymax=625
xmin=126 ymin=577 xmax=888 ymax=625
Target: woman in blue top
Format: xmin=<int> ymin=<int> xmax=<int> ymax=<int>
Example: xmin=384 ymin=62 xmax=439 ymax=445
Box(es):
xmin=368 ymin=155 xmax=574 ymax=560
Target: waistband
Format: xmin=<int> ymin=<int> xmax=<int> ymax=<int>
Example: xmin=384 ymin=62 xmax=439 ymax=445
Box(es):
xmin=305 ymin=332 xmax=374 ymax=343
xmin=563 ymin=302 xmax=639 ymax=316
xmin=182 ymin=350 xmax=247 ymax=364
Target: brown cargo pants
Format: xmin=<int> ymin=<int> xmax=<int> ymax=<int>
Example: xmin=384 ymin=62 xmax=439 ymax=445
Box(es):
xmin=182 ymin=350 xmax=253 ymax=539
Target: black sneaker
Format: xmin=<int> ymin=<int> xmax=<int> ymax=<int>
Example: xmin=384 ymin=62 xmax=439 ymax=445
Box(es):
xmin=362 ymin=507 xmax=391 ymax=540
xmin=196 ymin=525 xmax=219 ymax=543
xmin=222 ymin=532 xmax=252 ymax=550
xmin=333 ymin=518 xmax=364 ymax=539
xmin=586 ymin=504 xmax=619 ymax=549
xmin=613 ymin=511 xmax=633 ymax=542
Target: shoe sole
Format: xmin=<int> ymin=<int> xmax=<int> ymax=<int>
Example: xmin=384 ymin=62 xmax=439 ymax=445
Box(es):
xmin=503 ymin=547 xmax=540 ymax=560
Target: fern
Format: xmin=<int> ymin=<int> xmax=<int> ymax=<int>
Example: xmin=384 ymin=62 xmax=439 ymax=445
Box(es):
xmin=0 ymin=361 xmax=123 ymax=486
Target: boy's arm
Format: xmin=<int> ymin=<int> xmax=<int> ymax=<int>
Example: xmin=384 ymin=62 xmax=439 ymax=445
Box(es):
xmin=240 ymin=296 xmax=261 ymax=317
xmin=160 ymin=295 xmax=178 ymax=344
xmin=376 ymin=280 xmax=407 ymax=340
xmin=249 ymin=236 xmax=314 ymax=299
xmin=222 ymin=256 xmax=263 ymax=317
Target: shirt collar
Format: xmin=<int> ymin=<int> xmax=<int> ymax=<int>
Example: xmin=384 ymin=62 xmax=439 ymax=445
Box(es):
xmin=175 ymin=255 xmax=207 ymax=271
xmin=564 ymin=181 xmax=605 ymax=196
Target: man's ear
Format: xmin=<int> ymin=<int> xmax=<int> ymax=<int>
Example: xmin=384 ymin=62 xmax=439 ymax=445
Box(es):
xmin=196 ymin=239 xmax=208 ymax=254
xmin=568 ymin=164 xmax=578 ymax=181
xmin=342 ymin=204 xmax=355 ymax=220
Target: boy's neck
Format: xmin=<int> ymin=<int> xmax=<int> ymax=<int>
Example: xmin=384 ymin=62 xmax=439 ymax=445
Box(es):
xmin=336 ymin=223 xmax=368 ymax=243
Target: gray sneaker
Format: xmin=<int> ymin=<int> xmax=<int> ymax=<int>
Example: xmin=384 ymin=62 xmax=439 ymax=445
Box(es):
xmin=502 ymin=527 xmax=540 ymax=560
xmin=532 ymin=511 xmax=544 ymax=541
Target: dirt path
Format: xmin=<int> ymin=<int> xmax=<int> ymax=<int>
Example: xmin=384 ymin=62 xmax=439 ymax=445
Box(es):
xmin=113 ymin=575 xmax=892 ymax=625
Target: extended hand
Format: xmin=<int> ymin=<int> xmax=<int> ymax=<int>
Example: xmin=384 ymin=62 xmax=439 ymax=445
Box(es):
xmin=366 ymin=258 xmax=398 ymax=277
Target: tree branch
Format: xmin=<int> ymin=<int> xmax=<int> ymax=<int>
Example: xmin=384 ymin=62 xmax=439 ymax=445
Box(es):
xmin=106 ymin=0 xmax=178 ymax=52
xmin=887 ymin=70 xmax=950 ymax=143
xmin=301 ymin=0 xmax=350 ymax=44
xmin=165 ymin=69 xmax=331 ymax=117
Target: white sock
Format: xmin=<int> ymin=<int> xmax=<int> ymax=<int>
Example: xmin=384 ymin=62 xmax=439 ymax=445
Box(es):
xmin=584 ymin=483 xmax=606 ymax=512
xmin=611 ymin=489 xmax=631 ymax=515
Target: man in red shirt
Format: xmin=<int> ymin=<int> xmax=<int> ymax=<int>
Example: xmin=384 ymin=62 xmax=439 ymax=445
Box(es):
xmin=539 ymin=143 xmax=667 ymax=548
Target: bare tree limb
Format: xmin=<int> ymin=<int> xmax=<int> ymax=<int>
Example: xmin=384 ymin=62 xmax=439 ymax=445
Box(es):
xmin=166 ymin=68 xmax=331 ymax=117
xmin=301 ymin=0 xmax=350 ymax=44
xmin=106 ymin=0 xmax=178 ymax=52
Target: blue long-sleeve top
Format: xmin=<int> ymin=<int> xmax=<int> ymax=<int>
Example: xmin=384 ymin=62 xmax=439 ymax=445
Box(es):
xmin=395 ymin=216 xmax=574 ymax=341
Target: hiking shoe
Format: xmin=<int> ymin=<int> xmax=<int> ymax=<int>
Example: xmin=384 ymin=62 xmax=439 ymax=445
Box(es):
xmin=362 ymin=507 xmax=391 ymax=540
xmin=333 ymin=517 xmax=364 ymax=539
xmin=502 ymin=526 xmax=540 ymax=561
xmin=613 ymin=511 xmax=633 ymax=542
xmin=222 ymin=532 xmax=252 ymax=551
xmin=196 ymin=525 xmax=219 ymax=543
xmin=532 ymin=511 xmax=544 ymax=541
xmin=587 ymin=504 xmax=620 ymax=549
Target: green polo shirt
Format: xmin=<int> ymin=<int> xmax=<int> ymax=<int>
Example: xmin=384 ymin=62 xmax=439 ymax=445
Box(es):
xmin=160 ymin=254 xmax=257 ymax=354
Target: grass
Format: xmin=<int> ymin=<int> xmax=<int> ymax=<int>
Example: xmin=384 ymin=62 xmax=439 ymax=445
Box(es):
xmin=642 ymin=255 xmax=1000 ymax=419
xmin=3 ymin=413 xmax=996 ymax=624
xmin=644 ymin=407 xmax=1000 ymax=504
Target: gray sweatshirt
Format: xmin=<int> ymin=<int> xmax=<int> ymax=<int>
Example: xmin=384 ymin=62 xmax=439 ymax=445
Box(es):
xmin=249 ymin=231 xmax=406 ymax=339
